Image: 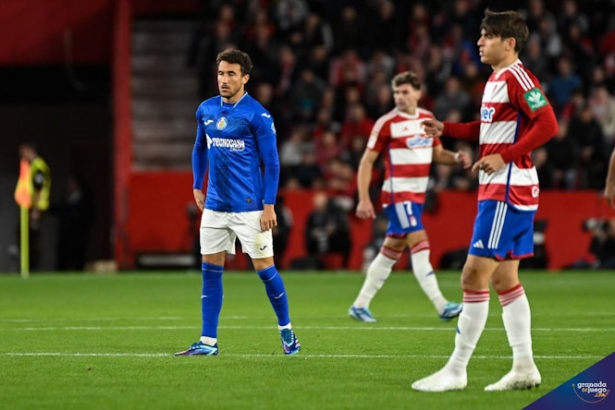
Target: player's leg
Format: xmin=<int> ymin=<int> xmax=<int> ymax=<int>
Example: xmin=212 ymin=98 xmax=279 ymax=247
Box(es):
xmin=235 ymin=211 xmax=300 ymax=355
xmin=349 ymin=235 xmax=405 ymax=322
xmin=413 ymin=200 xmax=503 ymax=391
xmin=406 ymin=229 xmax=461 ymax=320
xmin=176 ymin=210 xmax=235 ymax=356
xmin=485 ymin=208 xmax=540 ymax=390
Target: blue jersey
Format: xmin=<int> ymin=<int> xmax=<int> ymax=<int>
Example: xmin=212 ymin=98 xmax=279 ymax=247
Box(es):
xmin=192 ymin=93 xmax=280 ymax=212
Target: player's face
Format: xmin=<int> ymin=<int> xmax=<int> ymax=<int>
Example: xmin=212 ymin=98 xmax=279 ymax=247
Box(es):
xmin=217 ymin=61 xmax=249 ymax=102
xmin=477 ymin=29 xmax=512 ymax=67
xmin=393 ymin=83 xmax=421 ymax=113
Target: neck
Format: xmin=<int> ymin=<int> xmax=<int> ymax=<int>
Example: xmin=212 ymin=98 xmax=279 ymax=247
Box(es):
xmin=400 ymin=106 xmax=417 ymax=116
xmin=223 ymin=90 xmax=245 ymax=104
xmin=492 ymin=54 xmax=519 ymax=73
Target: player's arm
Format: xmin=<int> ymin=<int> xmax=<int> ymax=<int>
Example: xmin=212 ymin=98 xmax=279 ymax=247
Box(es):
xmin=432 ymin=143 xmax=472 ymax=168
xmin=423 ymin=118 xmax=481 ymax=141
xmin=253 ymin=111 xmax=280 ymax=231
xmin=356 ymin=149 xmax=379 ymax=219
xmin=192 ymin=107 xmax=208 ymax=211
xmin=605 ymin=147 xmax=615 ymax=209
xmin=474 ymin=77 xmax=558 ymax=174
xmin=498 ymin=82 xmax=558 ymax=164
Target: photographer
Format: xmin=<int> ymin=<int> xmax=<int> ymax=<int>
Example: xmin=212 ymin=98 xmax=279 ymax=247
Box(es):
xmin=584 ymin=218 xmax=615 ymax=269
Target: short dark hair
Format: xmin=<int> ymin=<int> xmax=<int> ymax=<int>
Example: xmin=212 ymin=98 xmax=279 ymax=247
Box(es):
xmin=480 ymin=9 xmax=529 ymax=53
xmin=216 ymin=49 xmax=253 ymax=75
xmin=392 ymin=71 xmax=421 ymax=90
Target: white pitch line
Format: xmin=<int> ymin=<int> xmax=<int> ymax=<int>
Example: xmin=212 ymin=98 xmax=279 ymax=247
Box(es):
xmin=0 ymin=352 xmax=605 ymax=360
xmin=4 ymin=325 xmax=615 ymax=332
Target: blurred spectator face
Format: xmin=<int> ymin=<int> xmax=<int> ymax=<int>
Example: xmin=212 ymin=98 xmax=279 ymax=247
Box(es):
xmin=558 ymin=58 xmax=571 ymax=76
xmin=532 ymin=147 xmax=548 ymax=167
xmin=301 ymin=69 xmax=315 ymax=83
xmin=526 ymin=37 xmax=541 ymax=57
xmin=344 ymin=86 xmax=361 ymax=105
xmin=593 ymin=87 xmax=610 ymax=104
xmin=322 ymin=131 xmax=337 ymax=147
xmin=376 ymin=84 xmax=392 ymax=104
xmin=445 ymin=109 xmax=462 ymax=123
xmin=445 ymin=77 xmax=461 ymax=94
xmin=312 ymin=192 xmax=328 ymax=210
xmin=346 ymin=104 xmax=365 ymax=122
xmin=463 ymin=62 xmax=479 ymax=79
xmin=563 ymin=0 xmax=576 ymax=16
xmin=393 ymin=83 xmax=421 ymax=113
xmin=454 ymin=0 xmax=469 ymax=17
xmin=311 ymin=45 xmax=327 ymax=62
xmin=306 ymin=13 xmax=320 ymax=31
xmin=321 ymin=87 xmax=336 ymax=108
xmin=350 ymin=135 xmax=366 ymax=151
xmin=580 ymin=106 xmax=594 ymax=123
xmin=255 ymin=83 xmax=273 ymax=106
xmin=554 ymin=120 xmax=568 ymax=139
xmin=593 ymin=66 xmax=605 ymax=84
xmin=280 ymin=46 xmax=295 ymax=65
xmin=529 ymin=0 xmax=545 ymax=18
xmin=341 ymin=7 xmax=356 ymax=23
xmin=316 ymin=108 xmax=332 ymax=125
xmin=380 ymin=0 xmax=394 ymax=19
xmin=219 ymin=4 xmax=235 ymax=23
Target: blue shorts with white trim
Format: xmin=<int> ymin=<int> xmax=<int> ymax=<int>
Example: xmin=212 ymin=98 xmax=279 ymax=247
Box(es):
xmin=469 ymin=200 xmax=535 ymax=260
xmin=384 ymin=202 xmax=425 ymax=237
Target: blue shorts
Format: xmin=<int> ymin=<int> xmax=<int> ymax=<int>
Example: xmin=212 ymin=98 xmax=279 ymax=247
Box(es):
xmin=384 ymin=202 xmax=425 ymax=238
xmin=469 ymin=200 xmax=535 ymax=260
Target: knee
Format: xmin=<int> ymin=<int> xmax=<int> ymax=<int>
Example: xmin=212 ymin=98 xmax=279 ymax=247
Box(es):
xmin=461 ymin=263 xmax=486 ymax=290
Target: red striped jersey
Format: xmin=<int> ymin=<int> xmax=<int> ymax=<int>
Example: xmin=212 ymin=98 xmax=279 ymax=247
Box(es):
xmin=480 ymin=60 xmax=549 ymax=211
xmin=366 ymin=108 xmax=441 ymax=206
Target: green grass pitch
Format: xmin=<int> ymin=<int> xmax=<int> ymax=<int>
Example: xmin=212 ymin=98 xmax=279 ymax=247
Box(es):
xmin=0 ymin=271 xmax=613 ymax=409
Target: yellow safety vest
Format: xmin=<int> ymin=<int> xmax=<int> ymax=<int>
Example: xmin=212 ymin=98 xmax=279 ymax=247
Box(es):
xmin=14 ymin=157 xmax=51 ymax=210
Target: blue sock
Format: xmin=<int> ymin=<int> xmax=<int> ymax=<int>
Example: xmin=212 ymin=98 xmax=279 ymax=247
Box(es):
xmin=201 ymin=262 xmax=224 ymax=339
xmin=257 ymin=265 xmax=290 ymax=326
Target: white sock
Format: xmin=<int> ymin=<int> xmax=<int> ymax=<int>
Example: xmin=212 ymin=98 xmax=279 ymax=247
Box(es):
xmin=445 ymin=290 xmax=490 ymax=376
xmin=200 ymin=336 xmax=217 ymax=345
xmin=499 ymin=284 xmax=535 ymax=373
xmin=410 ymin=241 xmax=447 ymax=313
xmin=278 ymin=323 xmax=292 ymax=330
xmin=353 ymin=247 xmax=401 ymax=308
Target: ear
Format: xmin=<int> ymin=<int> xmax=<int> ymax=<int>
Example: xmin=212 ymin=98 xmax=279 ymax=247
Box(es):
xmin=505 ymin=37 xmax=517 ymax=52
xmin=242 ymin=74 xmax=250 ymax=85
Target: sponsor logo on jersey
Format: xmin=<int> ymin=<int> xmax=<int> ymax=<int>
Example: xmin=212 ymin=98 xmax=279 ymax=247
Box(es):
xmin=203 ymin=119 xmax=213 ymax=125
xmin=481 ymin=106 xmax=496 ymax=122
xmin=216 ymin=117 xmax=228 ymax=130
xmin=207 ymin=136 xmax=245 ymax=152
xmin=524 ymin=88 xmax=548 ymax=111
xmin=532 ymin=186 xmax=540 ymax=198
xmin=406 ymin=135 xmax=432 ymax=148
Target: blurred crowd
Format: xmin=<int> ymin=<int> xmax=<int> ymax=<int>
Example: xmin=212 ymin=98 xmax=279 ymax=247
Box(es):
xmin=188 ymin=0 xmax=615 ymax=208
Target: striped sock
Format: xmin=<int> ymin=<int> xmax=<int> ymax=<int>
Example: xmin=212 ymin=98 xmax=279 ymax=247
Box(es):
xmin=499 ymin=284 xmax=535 ymax=372
xmin=445 ymin=289 xmax=490 ymax=376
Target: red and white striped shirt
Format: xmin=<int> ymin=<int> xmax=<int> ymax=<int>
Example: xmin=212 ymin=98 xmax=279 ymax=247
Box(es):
xmin=478 ymin=60 xmax=552 ymax=211
xmin=367 ymin=108 xmax=441 ymax=206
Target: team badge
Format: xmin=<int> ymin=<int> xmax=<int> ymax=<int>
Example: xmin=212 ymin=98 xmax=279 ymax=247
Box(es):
xmin=216 ymin=117 xmax=228 ymax=130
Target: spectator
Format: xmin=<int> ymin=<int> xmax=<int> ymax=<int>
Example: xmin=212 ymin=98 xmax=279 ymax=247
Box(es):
xmin=304 ymin=192 xmax=352 ymax=269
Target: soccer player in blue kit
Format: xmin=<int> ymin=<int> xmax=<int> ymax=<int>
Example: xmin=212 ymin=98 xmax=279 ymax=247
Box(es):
xmin=175 ymin=49 xmax=300 ymax=356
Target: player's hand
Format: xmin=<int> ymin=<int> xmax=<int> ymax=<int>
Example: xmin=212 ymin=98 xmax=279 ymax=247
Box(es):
xmin=455 ymin=150 xmax=472 ymax=169
xmin=356 ymin=199 xmax=376 ymax=219
xmin=193 ymin=189 xmax=205 ymax=212
xmin=605 ymin=183 xmax=615 ymax=209
xmin=472 ymin=154 xmax=505 ymax=175
xmin=261 ymin=205 xmax=277 ymax=231
xmin=421 ymin=119 xmax=444 ymax=138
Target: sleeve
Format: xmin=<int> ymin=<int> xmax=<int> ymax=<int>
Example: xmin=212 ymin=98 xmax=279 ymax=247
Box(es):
xmin=366 ymin=118 xmax=391 ymax=152
xmin=192 ymin=106 xmax=209 ymax=190
xmin=499 ymin=71 xmax=558 ymax=163
xmin=433 ymin=137 xmax=442 ymax=147
xmin=252 ymin=110 xmax=280 ymax=205
xmin=442 ymin=121 xmax=481 ymax=141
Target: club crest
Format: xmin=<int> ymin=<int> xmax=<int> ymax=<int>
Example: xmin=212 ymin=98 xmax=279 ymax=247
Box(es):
xmin=217 ymin=117 xmax=228 ymax=130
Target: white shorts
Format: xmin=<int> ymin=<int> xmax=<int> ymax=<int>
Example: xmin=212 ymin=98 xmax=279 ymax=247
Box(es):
xmin=200 ymin=209 xmax=274 ymax=259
